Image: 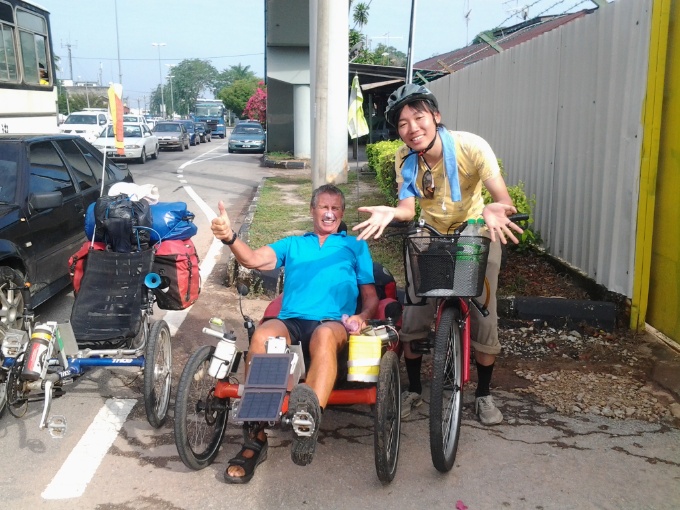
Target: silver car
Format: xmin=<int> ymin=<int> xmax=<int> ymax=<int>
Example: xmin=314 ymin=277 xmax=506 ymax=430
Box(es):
xmin=153 ymin=121 xmax=190 ymax=151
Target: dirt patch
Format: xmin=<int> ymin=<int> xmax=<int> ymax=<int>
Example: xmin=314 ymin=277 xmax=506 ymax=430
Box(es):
xmin=493 ymin=248 xmax=680 ymax=425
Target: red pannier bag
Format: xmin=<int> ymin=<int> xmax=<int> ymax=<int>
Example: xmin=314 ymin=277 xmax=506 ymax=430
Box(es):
xmin=68 ymin=241 xmax=106 ymax=295
xmin=152 ymin=239 xmax=201 ymax=310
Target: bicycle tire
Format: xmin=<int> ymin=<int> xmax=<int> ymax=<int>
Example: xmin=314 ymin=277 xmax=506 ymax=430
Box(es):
xmin=429 ymin=304 xmax=463 ymax=472
xmin=374 ymin=350 xmax=401 ymax=483
xmin=143 ymin=320 xmax=172 ymax=428
xmin=174 ymin=345 xmax=229 ymax=470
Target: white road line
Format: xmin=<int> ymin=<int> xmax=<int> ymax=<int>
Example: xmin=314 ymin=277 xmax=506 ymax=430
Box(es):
xmin=42 ymin=399 xmax=136 ymax=500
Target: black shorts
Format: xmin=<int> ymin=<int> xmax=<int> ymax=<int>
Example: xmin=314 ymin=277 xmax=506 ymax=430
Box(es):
xmin=277 ymin=318 xmax=347 ymax=376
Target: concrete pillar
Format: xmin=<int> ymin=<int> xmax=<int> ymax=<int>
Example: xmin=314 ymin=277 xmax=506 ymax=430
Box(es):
xmin=293 ymin=84 xmax=311 ymax=159
xmin=310 ymin=0 xmax=349 ymax=188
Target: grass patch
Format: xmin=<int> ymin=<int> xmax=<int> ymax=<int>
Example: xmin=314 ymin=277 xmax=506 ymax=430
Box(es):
xmin=247 ymin=172 xmax=406 ymax=287
xmin=265 ymin=151 xmax=296 ymax=162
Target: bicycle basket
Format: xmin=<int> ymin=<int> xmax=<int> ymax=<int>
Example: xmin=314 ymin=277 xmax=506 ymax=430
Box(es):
xmin=407 ymin=234 xmax=490 ymax=297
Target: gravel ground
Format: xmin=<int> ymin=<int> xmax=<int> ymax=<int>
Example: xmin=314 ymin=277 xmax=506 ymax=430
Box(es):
xmin=494 ymin=249 xmax=680 ymax=426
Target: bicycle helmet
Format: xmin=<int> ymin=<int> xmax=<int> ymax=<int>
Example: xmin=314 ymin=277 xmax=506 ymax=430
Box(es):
xmin=385 ymin=83 xmax=438 ymax=126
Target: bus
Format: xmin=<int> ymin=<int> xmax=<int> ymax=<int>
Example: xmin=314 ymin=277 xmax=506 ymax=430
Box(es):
xmin=0 ymin=0 xmax=58 ymax=133
xmin=191 ymin=99 xmax=226 ymax=138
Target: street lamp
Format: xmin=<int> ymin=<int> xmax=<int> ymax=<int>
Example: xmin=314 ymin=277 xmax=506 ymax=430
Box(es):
xmin=165 ymin=64 xmax=176 ymax=118
xmin=151 ymin=42 xmax=166 ymax=117
xmin=168 ymin=75 xmax=175 ymax=118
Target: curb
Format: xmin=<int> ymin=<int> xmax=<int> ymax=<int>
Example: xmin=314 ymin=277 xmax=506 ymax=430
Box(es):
xmin=498 ymin=296 xmax=617 ymax=332
xmin=262 ymin=156 xmax=308 ymax=169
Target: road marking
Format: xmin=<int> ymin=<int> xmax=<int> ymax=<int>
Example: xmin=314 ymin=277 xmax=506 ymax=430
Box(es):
xmin=42 ymin=399 xmax=136 ymax=500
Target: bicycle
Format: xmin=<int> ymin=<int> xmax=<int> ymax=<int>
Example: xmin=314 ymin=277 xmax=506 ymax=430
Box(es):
xmin=388 ymin=213 xmax=528 ymax=472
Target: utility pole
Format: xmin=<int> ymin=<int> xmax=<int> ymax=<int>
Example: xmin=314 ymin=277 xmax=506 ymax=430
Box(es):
xmin=114 ymin=0 xmax=123 ymax=84
xmin=61 ymin=40 xmax=77 ymax=81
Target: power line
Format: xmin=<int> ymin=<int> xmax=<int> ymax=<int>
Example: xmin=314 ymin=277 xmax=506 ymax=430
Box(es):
xmin=52 ymin=53 xmax=264 ymax=63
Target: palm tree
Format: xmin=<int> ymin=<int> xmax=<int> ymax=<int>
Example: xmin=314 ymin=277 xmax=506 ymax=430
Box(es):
xmin=353 ymin=2 xmax=370 ymax=30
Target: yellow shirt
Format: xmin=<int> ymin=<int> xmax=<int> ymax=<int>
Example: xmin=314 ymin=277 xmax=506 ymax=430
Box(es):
xmin=395 ymin=130 xmax=500 ymax=234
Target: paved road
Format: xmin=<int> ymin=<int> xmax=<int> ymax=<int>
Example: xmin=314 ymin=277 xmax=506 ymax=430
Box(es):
xmin=1 ymin=140 xmax=679 ymax=509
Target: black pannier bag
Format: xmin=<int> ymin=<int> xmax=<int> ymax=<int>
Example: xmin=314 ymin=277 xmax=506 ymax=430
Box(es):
xmin=94 ymin=194 xmax=153 ymax=252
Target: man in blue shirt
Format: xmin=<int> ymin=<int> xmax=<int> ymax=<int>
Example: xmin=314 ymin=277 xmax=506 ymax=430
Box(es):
xmin=211 ymin=184 xmax=378 ymax=484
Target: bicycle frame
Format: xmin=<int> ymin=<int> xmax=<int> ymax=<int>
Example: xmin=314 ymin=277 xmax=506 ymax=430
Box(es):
xmin=436 ymin=297 xmax=472 ymax=385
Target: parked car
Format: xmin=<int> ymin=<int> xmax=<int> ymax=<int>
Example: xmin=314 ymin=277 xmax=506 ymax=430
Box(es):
xmin=92 ymin=123 xmax=159 ymax=164
xmin=194 ymin=121 xmax=211 ymax=143
xmin=122 ymin=114 xmax=149 ymax=126
xmin=228 ymin=123 xmax=266 ymax=153
xmin=178 ymin=120 xmax=199 ymax=146
xmin=152 ymin=121 xmax=190 ymax=151
xmin=0 ymin=134 xmax=134 ymax=321
xmin=59 ymin=110 xmax=110 ymax=143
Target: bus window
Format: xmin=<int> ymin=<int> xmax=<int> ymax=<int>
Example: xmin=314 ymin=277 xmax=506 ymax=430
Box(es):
xmin=17 ymin=7 xmax=48 ymax=85
xmin=0 ymin=3 xmax=18 ymax=83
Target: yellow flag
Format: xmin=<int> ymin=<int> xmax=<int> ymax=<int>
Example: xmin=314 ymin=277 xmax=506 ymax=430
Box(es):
xmin=107 ymin=84 xmax=124 ymax=155
xmin=348 ymin=75 xmax=368 ymax=139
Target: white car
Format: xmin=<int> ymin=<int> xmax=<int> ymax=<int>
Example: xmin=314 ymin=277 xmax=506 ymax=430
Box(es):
xmin=123 ymin=114 xmax=149 ymax=125
xmin=93 ymin=123 xmax=160 ymax=164
xmin=59 ymin=110 xmax=110 ymax=143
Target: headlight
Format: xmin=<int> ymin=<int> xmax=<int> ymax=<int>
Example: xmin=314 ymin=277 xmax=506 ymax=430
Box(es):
xmin=124 ymin=144 xmax=141 ymax=149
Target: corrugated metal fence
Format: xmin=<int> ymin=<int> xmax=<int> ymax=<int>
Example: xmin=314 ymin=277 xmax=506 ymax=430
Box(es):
xmin=427 ymin=0 xmax=652 ymax=298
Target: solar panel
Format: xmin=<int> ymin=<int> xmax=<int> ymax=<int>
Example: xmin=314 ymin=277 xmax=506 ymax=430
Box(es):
xmin=245 ymin=354 xmax=292 ymax=387
xmin=236 ymin=354 xmax=293 ymax=421
xmin=237 ymin=389 xmax=287 ymax=421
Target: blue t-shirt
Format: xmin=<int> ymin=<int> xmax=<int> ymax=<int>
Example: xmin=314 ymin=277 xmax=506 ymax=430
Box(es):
xmin=269 ymin=231 xmax=375 ymax=321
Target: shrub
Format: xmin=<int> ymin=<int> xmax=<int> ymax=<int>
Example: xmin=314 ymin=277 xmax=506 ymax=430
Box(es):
xmin=366 ymin=140 xmax=404 ymax=206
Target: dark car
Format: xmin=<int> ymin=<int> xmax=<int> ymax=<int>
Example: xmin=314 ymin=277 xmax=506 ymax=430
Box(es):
xmin=194 ymin=121 xmax=211 ymax=143
xmin=178 ymin=120 xmax=199 ymax=146
xmin=153 ymin=121 xmax=190 ymax=151
xmin=0 ymin=134 xmax=134 ymax=324
xmin=228 ymin=123 xmax=266 ymax=154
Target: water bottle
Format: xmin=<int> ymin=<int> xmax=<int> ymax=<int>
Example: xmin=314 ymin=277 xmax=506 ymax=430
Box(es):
xmin=21 ymin=324 xmax=55 ymax=382
xmin=208 ymin=337 xmax=237 ymax=379
xmin=453 ymin=219 xmax=477 ymax=295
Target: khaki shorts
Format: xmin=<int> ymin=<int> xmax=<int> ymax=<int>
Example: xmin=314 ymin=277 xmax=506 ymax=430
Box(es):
xmin=399 ymin=237 xmax=502 ymax=356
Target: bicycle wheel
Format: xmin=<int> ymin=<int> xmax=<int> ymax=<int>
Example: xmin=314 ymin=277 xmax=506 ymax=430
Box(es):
xmin=174 ymin=345 xmax=229 ymax=470
xmin=429 ymin=305 xmax=463 ymax=472
xmin=143 ymin=320 xmax=172 ymax=428
xmin=374 ymin=350 xmax=401 ymax=483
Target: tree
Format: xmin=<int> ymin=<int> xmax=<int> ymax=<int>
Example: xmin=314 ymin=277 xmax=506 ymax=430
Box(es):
xmin=352 ymin=2 xmax=370 ymax=29
xmin=213 ymin=63 xmax=257 ymax=96
xmin=149 ymin=59 xmax=218 ymax=116
xmin=217 ymin=78 xmax=260 ymax=118
xmin=243 ymin=82 xmax=267 ymax=124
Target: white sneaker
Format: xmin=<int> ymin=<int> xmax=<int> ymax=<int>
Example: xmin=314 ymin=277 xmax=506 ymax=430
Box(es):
xmin=475 ymin=395 xmax=503 ymax=425
xmin=401 ymin=391 xmax=423 ymax=418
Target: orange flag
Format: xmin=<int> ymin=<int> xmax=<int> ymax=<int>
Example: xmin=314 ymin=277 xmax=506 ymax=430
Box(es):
xmin=107 ymin=84 xmax=124 ymax=155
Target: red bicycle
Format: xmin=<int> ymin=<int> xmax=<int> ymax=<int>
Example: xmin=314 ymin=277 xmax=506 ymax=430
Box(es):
xmin=390 ymin=213 xmax=528 ymax=472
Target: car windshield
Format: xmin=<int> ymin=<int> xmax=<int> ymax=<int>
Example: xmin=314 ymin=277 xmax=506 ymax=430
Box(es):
xmin=154 ymin=123 xmax=181 ymax=132
xmin=123 ymin=115 xmax=142 ymax=122
xmin=233 ymin=126 xmax=263 ymax=135
xmin=181 ymin=122 xmax=194 ymax=129
xmin=195 ymin=105 xmax=223 ymax=116
xmin=0 ymin=147 xmax=19 ymax=203
xmin=65 ymin=115 xmax=97 ymax=125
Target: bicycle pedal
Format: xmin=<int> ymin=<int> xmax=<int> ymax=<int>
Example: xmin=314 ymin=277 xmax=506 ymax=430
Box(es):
xmin=47 ymin=415 xmax=67 ymax=438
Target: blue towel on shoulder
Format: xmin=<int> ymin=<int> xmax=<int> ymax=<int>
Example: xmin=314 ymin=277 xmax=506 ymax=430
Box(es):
xmin=398 ymin=127 xmax=461 ymax=202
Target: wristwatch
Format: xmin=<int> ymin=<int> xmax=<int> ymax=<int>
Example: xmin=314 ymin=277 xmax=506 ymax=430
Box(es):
xmin=222 ymin=229 xmax=238 ymax=246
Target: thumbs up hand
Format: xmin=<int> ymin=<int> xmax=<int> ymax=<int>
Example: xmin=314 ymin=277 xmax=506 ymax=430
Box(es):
xmin=211 ymin=200 xmax=234 ymax=242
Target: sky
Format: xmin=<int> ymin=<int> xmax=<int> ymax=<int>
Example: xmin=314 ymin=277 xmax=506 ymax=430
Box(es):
xmin=37 ymin=0 xmax=604 ymax=107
